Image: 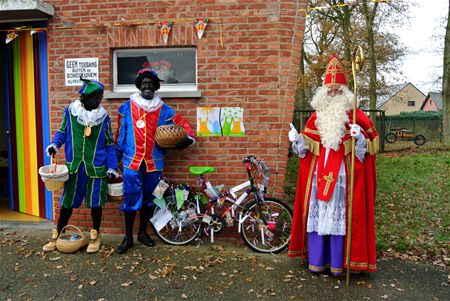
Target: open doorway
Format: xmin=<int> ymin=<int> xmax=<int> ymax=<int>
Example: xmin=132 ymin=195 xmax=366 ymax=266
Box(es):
xmin=0 ymin=41 xmax=45 ymax=222
xmin=0 ymin=27 xmax=52 ymax=222
xmin=0 ymin=40 xmax=12 ymax=219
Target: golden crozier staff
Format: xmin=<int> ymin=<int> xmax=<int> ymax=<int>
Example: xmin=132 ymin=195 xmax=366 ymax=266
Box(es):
xmin=346 ymin=45 xmax=365 ymax=285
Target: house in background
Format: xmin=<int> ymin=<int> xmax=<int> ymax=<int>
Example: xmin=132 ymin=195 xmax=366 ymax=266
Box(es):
xmin=377 ymin=82 xmax=426 ymax=116
xmin=420 ymin=92 xmax=443 ymax=112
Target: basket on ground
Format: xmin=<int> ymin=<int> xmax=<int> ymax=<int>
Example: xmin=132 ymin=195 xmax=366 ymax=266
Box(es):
xmin=38 ymin=163 xmax=69 ymax=191
xmin=155 ymin=125 xmax=187 ymax=148
xmin=56 ymin=225 xmax=89 ymax=253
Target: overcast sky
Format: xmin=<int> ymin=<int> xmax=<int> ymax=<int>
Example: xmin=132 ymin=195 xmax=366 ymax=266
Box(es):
xmin=394 ymin=0 xmax=448 ymax=93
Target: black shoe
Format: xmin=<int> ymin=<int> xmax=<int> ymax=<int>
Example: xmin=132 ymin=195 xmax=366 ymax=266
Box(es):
xmin=137 ymin=231 xmax=155 ymax=247
xmin=117 ymin=236 xmax=133 ymax=254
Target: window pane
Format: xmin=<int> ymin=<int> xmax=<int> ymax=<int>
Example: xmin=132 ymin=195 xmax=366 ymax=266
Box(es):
xmin=116 ymin=48 xmax=196 ymax=85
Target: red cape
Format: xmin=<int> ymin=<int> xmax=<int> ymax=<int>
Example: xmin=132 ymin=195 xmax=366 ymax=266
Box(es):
xmin=288 ymin=109 xmax=378 ymax=272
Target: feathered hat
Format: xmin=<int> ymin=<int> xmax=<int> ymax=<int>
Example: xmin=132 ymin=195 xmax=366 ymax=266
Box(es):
xmin=136 ymin=68 xmax=164 ymax=82
xmin=78 ymin=77 xmax=104 ymax=95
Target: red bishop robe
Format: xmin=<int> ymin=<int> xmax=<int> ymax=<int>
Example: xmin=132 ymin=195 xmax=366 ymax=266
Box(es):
xmin=288 ymin=109 xmax=379 ymax=272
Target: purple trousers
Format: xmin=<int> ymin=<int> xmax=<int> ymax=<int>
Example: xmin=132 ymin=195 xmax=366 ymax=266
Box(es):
xmin=307 ymin=231 xmax=344 ymax=275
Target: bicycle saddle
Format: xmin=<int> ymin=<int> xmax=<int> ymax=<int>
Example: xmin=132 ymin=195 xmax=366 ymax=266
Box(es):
xmin=188 ymin=166 xmax=216 ymax=175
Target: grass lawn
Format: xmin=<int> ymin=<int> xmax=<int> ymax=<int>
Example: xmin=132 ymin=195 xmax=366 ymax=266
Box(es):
xmin=284 ymin=141 xmax=449 ymax=268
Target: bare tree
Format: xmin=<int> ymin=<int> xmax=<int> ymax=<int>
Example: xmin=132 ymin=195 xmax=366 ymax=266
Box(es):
xmin=295 ymin=0 xmax=410 ymax=122
xmin=361 ymin=1 xmax=378 ymax=121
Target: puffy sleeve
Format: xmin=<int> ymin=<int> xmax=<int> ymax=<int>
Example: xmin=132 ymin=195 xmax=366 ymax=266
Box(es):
xmin=172 ymin=112 xmax=195 ymax=138
xmin=115 ymin=102 xmax=129 ymax=162
xmin=164 ymin=104 xmax=195 ymax=140
xmin=292 ymin=135 xmax=309 ymax=158
xmin=51 ymin=107 xmax=69 ymax=149
xmin=104 ymin=116 xmax=118 ymax=170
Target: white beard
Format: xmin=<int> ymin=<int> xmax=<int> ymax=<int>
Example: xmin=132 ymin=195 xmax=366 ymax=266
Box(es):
xmin=310 ymin=86 xmax=354 ymax=150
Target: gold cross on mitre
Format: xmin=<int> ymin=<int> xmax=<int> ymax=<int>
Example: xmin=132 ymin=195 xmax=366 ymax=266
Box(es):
xmin=323 ymin=54 xmax=349 ymax=87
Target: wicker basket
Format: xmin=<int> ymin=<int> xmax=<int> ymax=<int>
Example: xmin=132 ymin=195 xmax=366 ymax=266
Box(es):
xmin=107 ymin=182 xmax=124 ymax=202
xmin=155 ymin=125 xmax=188 ymax=148
xmin=38 ymin=159 xmax=69 ymax=192
xmin=55 ymin=225 xmax=89 ymax=253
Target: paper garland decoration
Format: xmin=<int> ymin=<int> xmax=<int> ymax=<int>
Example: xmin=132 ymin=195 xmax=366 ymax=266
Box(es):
xmin=197 ymin=107 xmax=245 ymax=137
xmin=194 ymin=18 xmax=209 ymax=39
xmin=30 ymin=29 xmax=45 ymax=35
xmin=158 ymin=21 xmax=173 ymax=45
xmin=5 ymin=30 xmax=18 ymax=44
xmin=1 ymin=28 xmax=46 ymax=44
xmin=2 ymin=16 xmax=224 ymax=46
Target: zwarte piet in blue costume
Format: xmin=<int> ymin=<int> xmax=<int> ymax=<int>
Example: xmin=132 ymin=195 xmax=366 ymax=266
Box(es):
xmin=115 ymin=68 xmax=195 ymax=254
xmin=42 ymin=78 xmax=119 ymax=253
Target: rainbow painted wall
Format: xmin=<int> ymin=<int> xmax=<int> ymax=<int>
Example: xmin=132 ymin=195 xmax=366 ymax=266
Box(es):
xmin=5 ymin=31 xmax=52 ymax=220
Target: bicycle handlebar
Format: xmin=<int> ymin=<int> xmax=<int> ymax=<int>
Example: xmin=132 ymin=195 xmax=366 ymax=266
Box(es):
xmin=242 ymin=155 xmax=257 ymax=164
xmin=242 ymin=155 xmax=257 ymax=170
xmin=242 ymin=155 xmax=256 ymax=171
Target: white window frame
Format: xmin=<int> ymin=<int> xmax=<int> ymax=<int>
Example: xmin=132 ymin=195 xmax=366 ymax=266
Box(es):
xmin=112 ymin=48 xmax=198 ymax=94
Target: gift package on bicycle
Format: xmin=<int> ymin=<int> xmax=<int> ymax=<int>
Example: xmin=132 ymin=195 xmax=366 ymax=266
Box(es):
xmin=149 ymin=155 xmax=293 ymax=253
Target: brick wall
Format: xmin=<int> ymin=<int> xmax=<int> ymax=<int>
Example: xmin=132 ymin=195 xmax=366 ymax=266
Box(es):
xmin=46 ymin=0 xmax=307 ymax=234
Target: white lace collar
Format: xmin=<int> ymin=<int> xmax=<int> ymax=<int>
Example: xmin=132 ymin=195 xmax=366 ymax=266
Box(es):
xmin=130 ymin=92 xmax=163 ymax=112
xmin=69 ymin=100 xmax=108 ymax=126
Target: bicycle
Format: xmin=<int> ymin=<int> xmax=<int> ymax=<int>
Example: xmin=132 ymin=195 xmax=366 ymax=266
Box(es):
xmin=149 ymin=155 xmax=293 ymax=253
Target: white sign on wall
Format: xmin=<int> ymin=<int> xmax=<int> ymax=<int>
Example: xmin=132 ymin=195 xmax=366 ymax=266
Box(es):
xmin=65 ymin=58 xmax=99 ymax=86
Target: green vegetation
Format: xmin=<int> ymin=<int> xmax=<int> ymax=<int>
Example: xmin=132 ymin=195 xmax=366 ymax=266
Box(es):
xmin=397 ymin=111 xmax=443 ymax=118
xmin=284 ymin=142 xmax=449 ymax=267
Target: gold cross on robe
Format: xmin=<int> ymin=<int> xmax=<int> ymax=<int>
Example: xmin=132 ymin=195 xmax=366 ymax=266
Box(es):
xmin=322 ymin=172 xmax=334 ymax=196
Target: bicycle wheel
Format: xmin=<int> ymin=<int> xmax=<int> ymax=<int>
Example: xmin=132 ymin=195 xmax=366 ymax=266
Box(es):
xmin=151 ymin=200 xmax=202 ymax=246
xmin=240 ymin=197 xmax=293 ymax=253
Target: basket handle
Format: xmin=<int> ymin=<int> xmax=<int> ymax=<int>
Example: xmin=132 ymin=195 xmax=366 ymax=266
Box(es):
xmin=59 ymin=224 xmax=83 ymax=236
xmin=51 ymin=155 xmax=57 ymax=174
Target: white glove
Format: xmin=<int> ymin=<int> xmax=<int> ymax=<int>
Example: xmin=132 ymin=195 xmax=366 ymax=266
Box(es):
xmin=288 ymin=123 xmax=299 ymax=142
xmin=350 ymin=124 xmax=361 ymax=138
xmin=46 ymin=144 xmax=58 ymax=157
xmin=106 ymin=168 xmax=119 ymax=179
